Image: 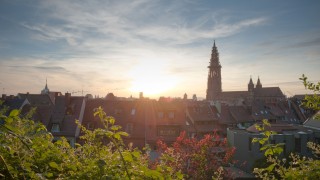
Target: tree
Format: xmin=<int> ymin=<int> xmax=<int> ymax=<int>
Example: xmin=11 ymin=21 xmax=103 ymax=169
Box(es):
xmin=156 ymin=131 xmax=235 ymax=179
xmin=0 ymin=104 xmax=182 ymax=179
xmin=252 ymin=75 xmax=320 ymax=179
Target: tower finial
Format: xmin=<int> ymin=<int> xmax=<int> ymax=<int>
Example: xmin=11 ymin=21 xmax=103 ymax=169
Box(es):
xmin=214 ymin=40 xmax=216 ymax=47
xmin=256 ymin=76 xmax=262 ymax=89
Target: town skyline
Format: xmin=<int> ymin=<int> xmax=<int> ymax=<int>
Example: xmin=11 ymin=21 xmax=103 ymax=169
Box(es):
xmin=0 ymin=0 xmax=320 ymax=98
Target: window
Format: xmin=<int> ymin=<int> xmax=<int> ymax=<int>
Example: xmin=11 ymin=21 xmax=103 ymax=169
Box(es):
xmin=131 ymin=108 xmax=136 ymax=115
xmin=126 ymin=123 xmax=133 ymax=134
xmin=51 ymin=123 xmax=60 ymax=132
xmin=87 ymin=122 xmax=94 ymax=130
xmin=168 ymin=111 xmax=175 ymax=119
xmin=157 ymin=126 xmax=179 ymax=136
xmin=158 ymin=112 xmax=164 ymax=119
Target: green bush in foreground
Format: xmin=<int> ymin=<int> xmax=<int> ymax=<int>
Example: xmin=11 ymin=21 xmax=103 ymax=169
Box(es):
xmin=0 ymin=105 xmax=182 ymax=179
xmin=252 ymin=75 xmax=320 ymax=179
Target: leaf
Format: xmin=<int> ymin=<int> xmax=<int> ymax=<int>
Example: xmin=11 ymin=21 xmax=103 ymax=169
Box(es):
xmin=265 ymin=131 xmax=271 ymax=137
xmin=110 ymin=125 xmax=120 ymax=131
xmin=131 ymin=151 xmax=140 ymax=159
xmin=114 ymin=133 xmax=121 ymax=140
xmin=122 ymin=152 xmax=133 ymax=162
xmin=117 ymin=131 xmax=129 ymax=137
xmin=265 ymin=149 xmax=273 ymax=156
xmin=5 ymin=117 xmax=13 ymax=124
xmin=9 ymin=109 xmax=19 ymax=117
xmin=46 ymin=172 xmax=53 ymax=178
xmin=49 ymin=162 xmax=59 ymax=169
xmin=109 ymin=117 xmax=115 ymax=125
xmin=260 ymin=145 xmax=269 ymax=151
xmin=273 ymin=147 xmax=283 ymax=155
xmin=266 ymin=163 xmax=276 ymax=172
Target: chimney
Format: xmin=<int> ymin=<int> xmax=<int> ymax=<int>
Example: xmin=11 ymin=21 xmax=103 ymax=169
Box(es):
xmin=65 ymin=92 xmax=71 ymax=106
xmin=1 ymin=94 xmax=6 ymax=99
xmin=139 ymin=92 xmax=143 ymax=99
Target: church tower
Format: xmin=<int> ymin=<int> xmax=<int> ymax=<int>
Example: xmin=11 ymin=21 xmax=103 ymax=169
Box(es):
xmin=206 ymin=41 xmax=222 ymax=101
xmin=41 ymin=78 xmax=50 ymax=94
xmin=248 ymin=77 xmax=254 ymax=92
xmin=256 ymin=76 xmax=262 ymax=89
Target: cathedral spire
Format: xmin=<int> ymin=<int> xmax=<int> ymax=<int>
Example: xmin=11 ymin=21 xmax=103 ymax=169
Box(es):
xmin=248 ymin=76 xmax=254 ymax=91
xmin=206 ymin=41 xmax=222 ymax=101
xmin=256 ymin=76 xmax=262 ymax=89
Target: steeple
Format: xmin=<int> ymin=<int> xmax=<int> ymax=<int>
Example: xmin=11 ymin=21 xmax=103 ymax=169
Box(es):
xmin=206 ymin=40 xmax=222 ymax=101
xmin=256 ymin=76 xmax=262 ymax=89
xmin=248 ymin=76 xmax=254 ymax=92
xmin=45 ymin=78 xmax=48 ymax=89
xmin=41 ymin=78 xmax=50 ymax=94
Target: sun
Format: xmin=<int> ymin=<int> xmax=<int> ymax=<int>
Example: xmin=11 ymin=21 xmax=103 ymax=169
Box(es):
xmin=128 ymin=59 xmax=178 ymax=96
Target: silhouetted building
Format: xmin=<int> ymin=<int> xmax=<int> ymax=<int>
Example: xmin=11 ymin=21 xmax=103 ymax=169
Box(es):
xmin=206 ymin=41 xmax=222 ymax=101
xmin=206 ymin=41 xmax=285 ymax=105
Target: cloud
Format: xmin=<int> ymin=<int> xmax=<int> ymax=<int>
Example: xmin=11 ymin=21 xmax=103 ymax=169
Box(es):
xmin=288 ymin=37 xmax=320 ymax=48
xmin=20 ymin=1 xmax=268 ymax=52
xmin=34 ymin=66 xmax=69 ymax=72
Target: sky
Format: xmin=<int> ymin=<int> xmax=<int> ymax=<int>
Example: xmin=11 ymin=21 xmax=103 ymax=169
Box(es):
xmin=0 ymin=0 xmax=319 ymax=99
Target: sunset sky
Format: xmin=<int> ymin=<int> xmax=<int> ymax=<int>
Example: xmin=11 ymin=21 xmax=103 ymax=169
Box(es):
xmin=0 ymin=0 xmax=319 ymax=99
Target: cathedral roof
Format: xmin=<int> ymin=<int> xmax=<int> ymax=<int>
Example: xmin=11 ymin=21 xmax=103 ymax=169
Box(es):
xmin=217 ymin=91 xmax=249 ymax=100
xmin=254 ymin=87 xmax=284 ymax=97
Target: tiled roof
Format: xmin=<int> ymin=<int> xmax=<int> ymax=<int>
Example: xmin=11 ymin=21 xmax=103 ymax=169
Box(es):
xmin=219 ymin=105 xmax=234 ymax=125
xmin=18 ymin=93 xmax=54 ymax=106
xmin=50 ymin=95 xmax=85 ymax=137
xmin=2 ymin=98 xmax=25 ymax=110
xmin=83 ymin=99 xmax=147 ymax=140
xmin=186 ymin=101 xmax=218 ymax=122
xmin=229 ymin=106 xmax=254 ymax=123
xmin=246 ymin=122 xmax=299 ymax=133
xmin=254 ymin=87 xmax=284 ymax=97
xmin=217 ymin=91 xmax=249 ymax=100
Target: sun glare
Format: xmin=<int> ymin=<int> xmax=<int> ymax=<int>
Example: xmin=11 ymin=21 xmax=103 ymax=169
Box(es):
xmin=129 ymin=59 xmax=178 ymax=96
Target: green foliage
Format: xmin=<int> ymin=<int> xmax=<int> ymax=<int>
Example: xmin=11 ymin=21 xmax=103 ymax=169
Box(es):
xmin=0 ymin=106 xmax=183 ymax=179
xmin=253 ymin=75 xmax=320 ymax=179
xmin=252 ymin=119 xmax=320 ymax=179
xmin=299 ymin=74 xmax=320 ymax=112
xmin=252 ymin=119 xmax=283 ymax=157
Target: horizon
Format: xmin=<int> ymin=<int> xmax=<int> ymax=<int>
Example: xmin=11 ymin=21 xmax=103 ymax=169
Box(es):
xmin=0 ymin=1 xmax=320 ymax=99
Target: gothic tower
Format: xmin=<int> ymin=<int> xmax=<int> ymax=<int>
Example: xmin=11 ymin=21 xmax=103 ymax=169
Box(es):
xmin=248 ymin=76 xmax=254 ymax=92
xmin=256 ymin=76 xmax=262 ymax=89
xmin=206 ymin=41 xmax=222 ymax=101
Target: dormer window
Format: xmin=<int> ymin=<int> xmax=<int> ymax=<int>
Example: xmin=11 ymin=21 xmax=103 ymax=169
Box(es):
xmin=51 ymin=123 xmax=60 ymax=132
xmin=158 ymin=112 xmax=164 ymax=119
xmin=168 ymin=111 xmax=175 ymax=119
xmin=131 ymin=108 xmax=136 ymax=115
